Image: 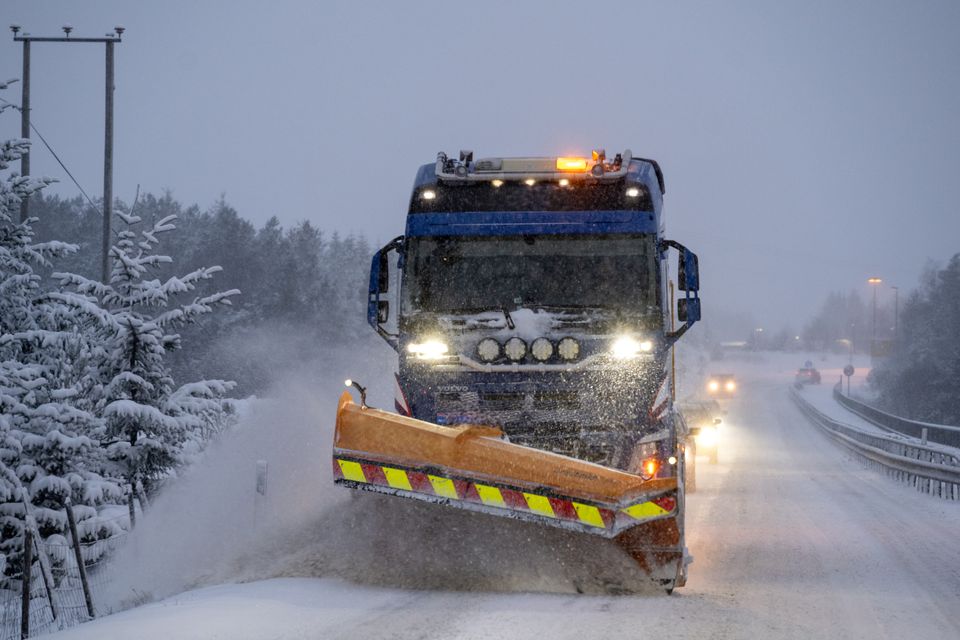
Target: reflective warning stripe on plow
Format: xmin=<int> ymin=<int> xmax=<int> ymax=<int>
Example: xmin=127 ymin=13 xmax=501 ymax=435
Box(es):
xmin=333 ymin=455 xmax=676 ymax=534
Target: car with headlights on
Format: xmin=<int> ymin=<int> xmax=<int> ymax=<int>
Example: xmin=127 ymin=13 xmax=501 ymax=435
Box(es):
xmin=794 ymin=361 xmax=821 ymax=387
xmin=680 ymin=400 xmax=723 ymax=465
xmin=706 ymin=373 xmax=737 ymax=398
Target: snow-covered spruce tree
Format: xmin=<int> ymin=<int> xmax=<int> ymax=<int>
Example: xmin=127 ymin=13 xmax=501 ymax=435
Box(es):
xmin=0 ymin=104 xmax=121 ymax=583
xmin=53 ymin=212 xmax=239 ymax=520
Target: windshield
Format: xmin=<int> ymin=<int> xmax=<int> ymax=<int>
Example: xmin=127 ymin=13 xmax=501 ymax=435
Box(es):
xmin=402 ymin=234 xmax=659 ymax=316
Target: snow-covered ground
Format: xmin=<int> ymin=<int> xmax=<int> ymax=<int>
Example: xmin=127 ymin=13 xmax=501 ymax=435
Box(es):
xmin=46 ymin=351 xmax=960 ymax=639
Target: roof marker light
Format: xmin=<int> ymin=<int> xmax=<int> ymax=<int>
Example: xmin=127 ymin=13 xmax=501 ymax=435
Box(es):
xmin=421 ymin=190 xmax=436 ymax=200
xmin=491 ymin=179 xmax=504 ymax=187
xmin=556 ymin=157 xmax=588 ymax=172
xmin=559 ymin=178 xmax=570 ymax=187
xmin=524 ymin=179 xmax=536 ymax=186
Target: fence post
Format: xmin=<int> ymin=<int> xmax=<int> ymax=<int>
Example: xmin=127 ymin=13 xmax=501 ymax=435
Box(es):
xmin=20 ymin=528 xmax=32 ymax=639
xmin=127 ymin=490 xmax=136 ymax=529
xmin=19 ymin=500 xmax=60 ymax=627
xmin=64 ymin=499 xmax=96 ymax=619
xmin=921 ymin=427 xmax=928 ymax=445
xmin=30 ymin=529 xmax=58 ymax=626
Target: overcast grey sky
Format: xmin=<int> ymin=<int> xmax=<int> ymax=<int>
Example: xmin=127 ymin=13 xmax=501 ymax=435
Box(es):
xmin=3 ymin=1 xmax=959 ymax=335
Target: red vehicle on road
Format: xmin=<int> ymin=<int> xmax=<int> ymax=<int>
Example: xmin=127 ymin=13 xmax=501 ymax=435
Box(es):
xmin=795 ymin=361 xmax=821 ymax=387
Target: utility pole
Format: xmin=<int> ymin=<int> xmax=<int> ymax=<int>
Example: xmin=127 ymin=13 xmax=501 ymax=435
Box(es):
xmin=868 ymin=277 xmax=882 ymax=358
xmin=10 ymin=26 xmax=30 ymax=222
xmin=10 ymin=24 xmax=124 ymax=282
xmin=103 ymin=36 xmax=116 ymax=283
xmin=891 ymin=285 xmax=899 ymax=341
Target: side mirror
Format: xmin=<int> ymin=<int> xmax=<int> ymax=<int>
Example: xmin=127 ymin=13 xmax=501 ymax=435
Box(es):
xmin=377 ymin=250 xmax=390 ymax=293
xmin=662 ymin=239 xmax=701 ymax=344
xmin=713 ymin=418 xmax=722 ymax=425
xmin=678 ymin=248 xmax=699 ymax=292
xmin=368 ymin=236 xmax=403 ymax=349
xmin=678 ymin=297 xmax=701 ymax=323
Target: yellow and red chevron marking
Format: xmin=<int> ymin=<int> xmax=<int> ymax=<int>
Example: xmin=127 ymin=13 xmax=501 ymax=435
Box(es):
xmin=333 ymin=455 xmax=676 ymax=534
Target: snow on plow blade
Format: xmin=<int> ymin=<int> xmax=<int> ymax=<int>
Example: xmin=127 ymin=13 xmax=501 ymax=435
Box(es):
xmin=333 ymin=392 xmax=683 ymax=581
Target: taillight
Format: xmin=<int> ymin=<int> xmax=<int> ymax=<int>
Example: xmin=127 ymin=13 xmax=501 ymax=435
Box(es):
xmin=652 ymin=495 xmax=676 ymax=513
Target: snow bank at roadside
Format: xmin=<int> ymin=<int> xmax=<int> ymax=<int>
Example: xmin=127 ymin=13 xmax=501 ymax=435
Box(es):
xmin=46 ymin=579 xmax=405 ymax=640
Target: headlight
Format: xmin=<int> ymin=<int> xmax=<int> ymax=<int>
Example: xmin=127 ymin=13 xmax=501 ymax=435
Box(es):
xmin=725 ymin=380 xmax=736 ymax=392
xmin=557 ymin=337 xmax=580 ymax=360
xmin=504 ymin=337 xmax=527 ymax=361
xmin=696 ymin=426 xmax=718 ymax=446
xmin=476 ymin=338 xmax=500 ymax=362
xmin=531 ymin=337 xmax=553 ymax=361
xmin=407 ymin=339 xmax=449 ymax=360
xmin=610 ymin=335 xmax=653 ymax=359
xmin=708 ymin=380 xmax=720 ymax=392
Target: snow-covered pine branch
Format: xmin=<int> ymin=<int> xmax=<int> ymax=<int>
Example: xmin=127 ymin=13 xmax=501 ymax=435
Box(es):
xmin=1 ymin=110 xmax=120 ymax=580
xmin=54 ymin=208 xmax=239 ymax=497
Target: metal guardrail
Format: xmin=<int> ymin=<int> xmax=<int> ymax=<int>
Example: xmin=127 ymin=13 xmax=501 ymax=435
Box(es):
xmin=832 ymin=384 xmax=960 ymax=449
xmin=790 ymin=387 xmax=960 ymax=500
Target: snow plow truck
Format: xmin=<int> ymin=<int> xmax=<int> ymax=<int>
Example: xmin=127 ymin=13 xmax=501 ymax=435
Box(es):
xmin=334 ymin=149 xmax=701 ymax=593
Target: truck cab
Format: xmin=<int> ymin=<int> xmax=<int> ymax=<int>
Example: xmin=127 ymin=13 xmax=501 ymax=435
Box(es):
xmin=368 ymin=149 xmax=700 ymax=476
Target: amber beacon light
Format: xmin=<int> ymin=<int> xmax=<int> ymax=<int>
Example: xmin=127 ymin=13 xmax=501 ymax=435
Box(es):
xmin=556 ymin=157 xmax=589 ymax=171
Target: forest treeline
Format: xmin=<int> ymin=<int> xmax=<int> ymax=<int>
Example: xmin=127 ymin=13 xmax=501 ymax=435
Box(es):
xmin=799 ymin=258 xmax=960 ymax=425
xmin=29 ymin=191 xmax=373 ymax=395
xmin=868 ymin=257 xmax=960 ymax=425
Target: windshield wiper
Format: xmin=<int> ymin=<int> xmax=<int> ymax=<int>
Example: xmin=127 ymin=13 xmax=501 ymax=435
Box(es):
xmin=502 ymin=306 xmax=516 ymax=330
xmin=534 ymin=304 xmax=606 ymax=312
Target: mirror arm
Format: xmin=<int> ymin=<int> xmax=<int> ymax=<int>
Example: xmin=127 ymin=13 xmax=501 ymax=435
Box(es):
xmin=665 ymin=322 xmax=692 ymax=345
xmin=375 ymin=325 xmax=399 ymax=348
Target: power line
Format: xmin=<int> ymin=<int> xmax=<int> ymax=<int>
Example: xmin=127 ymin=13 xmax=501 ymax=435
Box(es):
xmin=1 ymin=95 xmax=103 ymax=219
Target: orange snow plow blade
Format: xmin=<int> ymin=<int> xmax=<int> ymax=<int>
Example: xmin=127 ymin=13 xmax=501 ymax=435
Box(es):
xmin=332 ymin=392 xmax=684 ymax=582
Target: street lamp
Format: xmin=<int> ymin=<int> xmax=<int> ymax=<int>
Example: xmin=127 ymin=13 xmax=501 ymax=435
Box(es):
xmin=868 ymin=277 xmax=882 ymax=357
xmin=836 ymin=338 xmax=853 ymax=364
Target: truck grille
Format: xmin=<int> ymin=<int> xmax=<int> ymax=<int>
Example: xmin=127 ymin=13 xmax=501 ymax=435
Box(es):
xmin=532 ymin=391 xmax=580 ymax=410
xmin=478 ymin=392 xmax=525 ymax=411
xmin=431 ymin=389 xmax=627 ymax=467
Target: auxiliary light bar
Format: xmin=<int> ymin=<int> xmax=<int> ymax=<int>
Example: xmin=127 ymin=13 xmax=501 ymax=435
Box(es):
xmin=436 ymin=149 xmax=633 ymax=183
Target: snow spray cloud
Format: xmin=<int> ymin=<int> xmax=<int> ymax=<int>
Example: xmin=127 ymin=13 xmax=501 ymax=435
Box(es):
xmin=99 ymin=332 xmax=396 ymax=608
xmin=102 ymin=331 xmax=657 ymax=608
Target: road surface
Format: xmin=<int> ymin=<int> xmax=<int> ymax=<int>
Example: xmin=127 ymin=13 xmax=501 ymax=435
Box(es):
xmin=50 ymin=354 xmax=960 ymax=639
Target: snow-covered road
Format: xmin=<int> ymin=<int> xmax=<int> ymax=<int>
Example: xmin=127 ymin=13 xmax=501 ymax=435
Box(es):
xmin=49 ymin=354 xmax=960 ymax=639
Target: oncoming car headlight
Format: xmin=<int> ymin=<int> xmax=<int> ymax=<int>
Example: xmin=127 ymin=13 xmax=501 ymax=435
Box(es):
xmin=725 ymin=380 xmax=736 ymax=392
xmin=708 ymin=380 xmax=720 ymax=393
xmin=407 ymin=339 xmax=449 ymax=360
xmin=610 ymin=335 xmax=653 ymax=359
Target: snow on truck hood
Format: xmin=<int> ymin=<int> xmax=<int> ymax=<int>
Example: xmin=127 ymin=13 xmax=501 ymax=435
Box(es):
xmin=432 ymin=308 xmax=650 ymax=340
